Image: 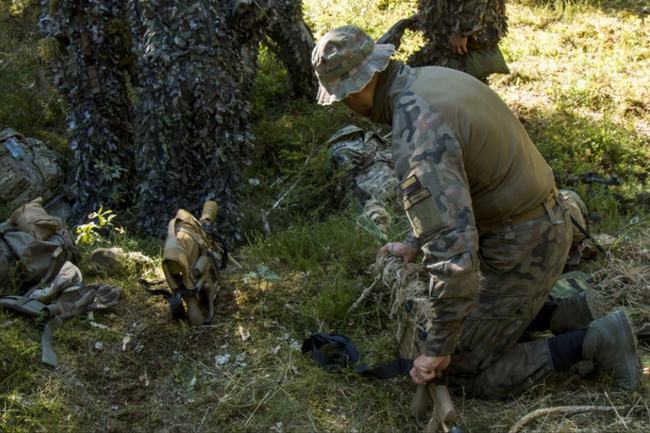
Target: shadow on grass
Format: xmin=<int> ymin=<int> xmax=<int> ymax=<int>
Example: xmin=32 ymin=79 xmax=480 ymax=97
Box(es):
xmin=518 ymin=103 xmax=650 ymax=230
xmin=522 ymin=106 xmax=649 ymax=182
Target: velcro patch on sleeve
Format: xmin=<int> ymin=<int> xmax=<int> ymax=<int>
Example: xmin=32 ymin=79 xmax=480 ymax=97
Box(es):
xmin=399 ymin=175 xmax=421 ymax=196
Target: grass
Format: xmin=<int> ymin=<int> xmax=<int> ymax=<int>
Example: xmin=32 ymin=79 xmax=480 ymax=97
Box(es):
xmin=0 ymin=1 xmax=66 ymax=145
xmin=1 ymin=0 xmax=649 ymax=432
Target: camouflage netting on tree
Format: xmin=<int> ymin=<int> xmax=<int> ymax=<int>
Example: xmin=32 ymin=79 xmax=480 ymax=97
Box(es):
xmin=40 ymin=0 xmax=316 ymax=239
xmin=126 ymin=1 xmax=267 ymax=239
xmin=40 ymin=0 xmax=135 ymax=218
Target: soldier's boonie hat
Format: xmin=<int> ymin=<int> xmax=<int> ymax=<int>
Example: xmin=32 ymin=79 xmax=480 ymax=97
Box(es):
xmin=312 ymin=25 xmax=395 ymax=106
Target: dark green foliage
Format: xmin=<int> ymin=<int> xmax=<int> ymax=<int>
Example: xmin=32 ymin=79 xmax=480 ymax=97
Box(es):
xmin=0 ymin=2 xmax=66 ymax=138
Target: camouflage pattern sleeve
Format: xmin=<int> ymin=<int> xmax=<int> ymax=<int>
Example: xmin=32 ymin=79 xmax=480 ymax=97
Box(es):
xmin=391 ymin=90 xmax=480 ymax=357
xmin=450 ymin=0 xmax=490 ymax=38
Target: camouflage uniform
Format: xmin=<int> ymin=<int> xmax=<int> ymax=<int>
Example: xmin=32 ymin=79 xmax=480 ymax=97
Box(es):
xmin=266 ymin=0 xmax=318 ymax=99
xmin=328 ymin=125 xmax=399 ymax=237
xmin=382 ymin=64 xmax=571 ymax=398
xmin=40 ymin=0 xmax=136 ymax=218
xmin=313 ymin=25 xmax=639 ymax=400
xmin=232 ymin=0 xmax=316 ymax=99
xmin=409 ymin=0 xmax=508 ymax=75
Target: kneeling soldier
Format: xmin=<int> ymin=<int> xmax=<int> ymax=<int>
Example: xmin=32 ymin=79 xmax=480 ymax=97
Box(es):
xmin=311 ymin=25 xmax=641 ymax=399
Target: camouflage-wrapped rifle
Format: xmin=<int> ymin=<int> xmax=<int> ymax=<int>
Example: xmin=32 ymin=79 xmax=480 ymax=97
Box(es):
xmin=162 ymin=201 xmax=226 ymax=325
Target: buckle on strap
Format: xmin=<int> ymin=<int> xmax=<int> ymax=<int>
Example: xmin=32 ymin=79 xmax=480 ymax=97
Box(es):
xmin=0 ymin=295 xmax=49 ymax=316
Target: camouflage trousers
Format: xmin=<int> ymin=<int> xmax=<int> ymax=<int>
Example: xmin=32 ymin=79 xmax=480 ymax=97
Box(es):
xmin=395 ymin=200 xmax=572 ymax=399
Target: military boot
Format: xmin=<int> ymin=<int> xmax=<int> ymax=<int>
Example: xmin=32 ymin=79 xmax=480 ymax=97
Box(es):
xmin=582 ymin=309 xmax=641 ymax=390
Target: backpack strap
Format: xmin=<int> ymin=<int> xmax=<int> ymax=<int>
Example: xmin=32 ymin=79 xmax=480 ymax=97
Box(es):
xmin=0 ymin=284 xmax=114 ymax=368
xmin=0 ymin=295 xmax=49 ymax=316
xmin=41 ymin=315 xmax=63 ymax=367
xmin=0 ymin=295 xmax=60 ymax=366
xmin=354 ymin=357 xmax=414 ymax=379
xmin=142 ymin=282 xmax=186 ymax=320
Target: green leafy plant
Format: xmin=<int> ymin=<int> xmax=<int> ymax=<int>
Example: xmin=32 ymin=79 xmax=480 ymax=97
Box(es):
xmin=75 ymin=207 xmax=124 ymax=245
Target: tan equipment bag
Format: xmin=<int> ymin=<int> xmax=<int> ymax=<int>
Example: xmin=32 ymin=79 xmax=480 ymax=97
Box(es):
xmin=161 ymin=201 xmax=225 ymax=325
xmin=0 ymin=198 xmax=76 ymax=295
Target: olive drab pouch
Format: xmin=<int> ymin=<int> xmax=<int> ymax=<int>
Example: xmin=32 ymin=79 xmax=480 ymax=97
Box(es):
xmin=160 ymin=201 xmax=226 ymax=325
xmin=0 ymin=198 xmax=77 ymax=296
xmin=559 ymin=189 xmax=599 ymax=265
xmin=559 ymin=190 xmax=588 ymax=245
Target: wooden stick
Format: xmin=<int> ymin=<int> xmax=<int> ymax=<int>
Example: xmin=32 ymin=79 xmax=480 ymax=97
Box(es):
xmin=508 ymin=405 xmax=628 ymax=433
xmin=347 ymin=276 xmax=380 ymax=313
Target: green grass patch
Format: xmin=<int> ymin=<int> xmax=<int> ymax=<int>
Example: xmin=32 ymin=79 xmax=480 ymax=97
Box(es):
xmin=0 ymin=1 xmax=66 ymax=138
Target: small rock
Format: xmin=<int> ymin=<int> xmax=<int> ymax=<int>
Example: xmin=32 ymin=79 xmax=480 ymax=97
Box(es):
xmin=87 ymin=247 xmax=154 ymax=276
xmin=215 ymin=354 xmax=231 ymax=366
xmin=94 ymin=341 xmax=104 ymax=351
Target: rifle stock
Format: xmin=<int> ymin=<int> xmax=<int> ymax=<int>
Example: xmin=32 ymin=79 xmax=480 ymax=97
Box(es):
xmin=411 ymin=383 xmax=464 ymax=433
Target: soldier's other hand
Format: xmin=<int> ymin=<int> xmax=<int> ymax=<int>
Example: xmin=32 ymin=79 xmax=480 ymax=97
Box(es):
xmin=379 ymin=242 xmax=419 ymax=263
xmin=410 ymin=354 xmax=451 ymax=385
xmin=449 ymin=33 xmax=468 ymax=55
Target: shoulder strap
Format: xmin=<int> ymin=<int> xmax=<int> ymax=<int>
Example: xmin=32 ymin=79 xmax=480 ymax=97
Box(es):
xmin=0 ymin=295 xmax=60 ymax=367
xmin=0 ymin=295 xmax=49 ymax=316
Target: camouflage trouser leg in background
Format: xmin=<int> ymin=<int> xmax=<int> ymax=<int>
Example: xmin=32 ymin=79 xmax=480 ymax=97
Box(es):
xmin=399 ymin=202 xmax=572 ymax=399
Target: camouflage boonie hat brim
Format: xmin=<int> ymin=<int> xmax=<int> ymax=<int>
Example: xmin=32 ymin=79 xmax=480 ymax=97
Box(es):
xmin=312 ymin=25 xmax=395 ymax=106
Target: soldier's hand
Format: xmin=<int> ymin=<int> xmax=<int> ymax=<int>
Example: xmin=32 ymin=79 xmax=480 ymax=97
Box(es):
xmin=449 ymin=33 xmax=468 ymax=55
xmin=410 ymin=354 xmax=451 ymax=385
xmin=379 ymin=242 xmax=419 ymax=263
